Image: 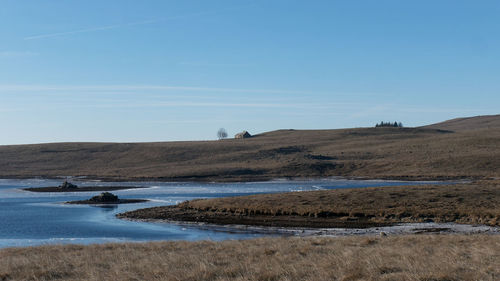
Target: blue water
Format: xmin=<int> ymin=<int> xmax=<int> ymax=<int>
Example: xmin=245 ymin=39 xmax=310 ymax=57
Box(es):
xmin=0 ymin=178 xmax=441 ymax=248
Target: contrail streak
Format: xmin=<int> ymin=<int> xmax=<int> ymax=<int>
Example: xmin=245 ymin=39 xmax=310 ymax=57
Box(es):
xmin=24 ymin=18 xmax=164 ymax=40
xmin=23 ymin=7 xmax=232 ymax=40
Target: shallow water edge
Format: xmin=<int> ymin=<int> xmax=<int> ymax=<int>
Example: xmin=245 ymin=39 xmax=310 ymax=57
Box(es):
xmin=124 ymin=219 xmax=500 ymax=237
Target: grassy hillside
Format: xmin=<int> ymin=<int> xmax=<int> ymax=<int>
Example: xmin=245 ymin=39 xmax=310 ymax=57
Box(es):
xmin=422 ymin=114 xmax=500 ymax=131
xmin=0 ymin=115 xmax=499 ymax=181
xmin=1 ymin=235 xmax=498 ymax=281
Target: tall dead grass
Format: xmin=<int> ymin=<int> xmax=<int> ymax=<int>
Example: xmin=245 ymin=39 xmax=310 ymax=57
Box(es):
xmin=0 ymin=235 xmax=499 ymax=281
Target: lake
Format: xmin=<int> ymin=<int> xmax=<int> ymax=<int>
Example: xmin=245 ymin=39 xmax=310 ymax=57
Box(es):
xmin=0 ymin=178 xmax=439 ymax=248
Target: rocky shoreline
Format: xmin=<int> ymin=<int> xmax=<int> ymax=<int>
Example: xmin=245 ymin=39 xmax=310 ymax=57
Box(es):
xmin=119 ymin=217 xmax=500 ymax=237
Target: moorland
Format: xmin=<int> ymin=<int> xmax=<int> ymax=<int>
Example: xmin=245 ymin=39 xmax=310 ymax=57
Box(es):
xmin=0 ymin=114 xmax=498 ymax=182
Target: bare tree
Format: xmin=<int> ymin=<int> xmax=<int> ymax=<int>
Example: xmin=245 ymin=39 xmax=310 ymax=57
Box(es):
xmin=217 ymin=128 xmax=228 ymax=140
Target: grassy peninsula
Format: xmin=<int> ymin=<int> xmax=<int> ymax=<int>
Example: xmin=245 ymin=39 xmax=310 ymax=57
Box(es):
xmin=119 ymin=180 xmax=500 ymax=228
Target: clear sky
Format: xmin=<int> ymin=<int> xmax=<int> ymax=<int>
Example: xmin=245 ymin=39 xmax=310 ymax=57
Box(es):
xmin=0 ymin=0 xmax=498 ymax=144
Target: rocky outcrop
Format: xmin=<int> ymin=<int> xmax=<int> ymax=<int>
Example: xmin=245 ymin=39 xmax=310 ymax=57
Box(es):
xmin=58 ymin=181 xmax=78 ymax=189
xmin=66 ymin=192 xmax=148 ymax=204
xmin=89 ymin=192 xmax=119 ymax=203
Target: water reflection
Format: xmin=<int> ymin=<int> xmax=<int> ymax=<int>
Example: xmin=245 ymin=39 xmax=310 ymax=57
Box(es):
xmin=91 ymin=205 xmax=118 ymax=212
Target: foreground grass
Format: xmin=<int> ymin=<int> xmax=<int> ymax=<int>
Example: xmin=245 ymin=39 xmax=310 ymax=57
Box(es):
xmin=119 ymin=181 xmax=500 ymax=227
xmin=0 ymin=235 xmax=499 ymax=281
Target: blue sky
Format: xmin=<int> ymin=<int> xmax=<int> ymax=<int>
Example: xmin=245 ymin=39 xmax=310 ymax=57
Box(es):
xmin=0 ymin=0 xmax=498 ymax=144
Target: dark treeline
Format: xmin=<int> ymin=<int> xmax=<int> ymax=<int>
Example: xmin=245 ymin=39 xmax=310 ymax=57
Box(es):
xmin=375 ymin=121 xmax=403 ymax=128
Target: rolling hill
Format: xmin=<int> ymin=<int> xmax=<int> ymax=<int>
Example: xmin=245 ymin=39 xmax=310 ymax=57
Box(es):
xmin=0 ymin=115 xmax=499 ymax=181
xmin=421 ymin=114 xmax=500 ymax=132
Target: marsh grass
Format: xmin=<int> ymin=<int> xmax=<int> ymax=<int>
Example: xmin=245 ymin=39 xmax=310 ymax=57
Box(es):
xmin=0 ymin=235 xmax=499 ymax=281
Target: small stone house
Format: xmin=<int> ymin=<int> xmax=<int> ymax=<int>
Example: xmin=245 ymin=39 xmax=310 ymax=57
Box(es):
xmin=235 ymin=131 xmax=252 ymax=139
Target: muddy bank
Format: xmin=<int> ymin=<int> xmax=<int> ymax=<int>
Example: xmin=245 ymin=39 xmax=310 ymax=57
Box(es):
xmin=117 ymin=205 xmax=392 ymax=228
xmin=123 ymin=218 xmax=500 ymax=237
xmin=24 ymin=186 xmax=148 ymax=192
xmin=277 ymin=222 xmax=500 ymax=236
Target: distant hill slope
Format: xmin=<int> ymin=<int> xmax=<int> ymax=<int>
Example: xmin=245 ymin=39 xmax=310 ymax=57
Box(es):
xmin=0 ymin=115 xmax=499 ymax=181
xmin=422 ymin=114 xmax=500 ymax=132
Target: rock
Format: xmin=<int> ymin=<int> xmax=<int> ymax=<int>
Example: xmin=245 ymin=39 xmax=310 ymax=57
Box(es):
xmin=58 ymin=181 xmax=78 ymax=189
xmin=89 ymin=192 xmax=119 ymax=203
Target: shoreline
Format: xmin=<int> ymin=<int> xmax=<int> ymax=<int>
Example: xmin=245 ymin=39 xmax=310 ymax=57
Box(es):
xmin=23 ymin=185 xmax=150 ymax=192
xmin=117 ymin=205 xmax=393 ymax=229
xmin=2 ymin=174 xmax=475 ymax=184
xmin=120 ymin=217 xmax=500 ymax=237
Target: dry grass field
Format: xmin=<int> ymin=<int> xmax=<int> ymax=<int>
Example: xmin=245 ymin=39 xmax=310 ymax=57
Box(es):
xmin=0 ymin=235 xmax=499 ymax=281
xmin=119 ymin=180 xmax=500 ymax=227
xmin=0 ymin=115 xmax=499 ymax=181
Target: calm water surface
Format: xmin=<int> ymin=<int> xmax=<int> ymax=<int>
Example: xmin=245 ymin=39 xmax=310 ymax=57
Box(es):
xmin=0 ymin=178 xmax=440 ymax=248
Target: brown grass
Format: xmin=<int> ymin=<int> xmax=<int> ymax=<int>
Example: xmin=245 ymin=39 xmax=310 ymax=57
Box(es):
xmin=0 ymin=235 xmax=499 ymax=281
xmin=0 ymin=115 xmax=499 ymax=181
xmin=422 ymin=114 xmax=500 ymax=131
xmin=119 ymin=180 xmax=500 ymax=227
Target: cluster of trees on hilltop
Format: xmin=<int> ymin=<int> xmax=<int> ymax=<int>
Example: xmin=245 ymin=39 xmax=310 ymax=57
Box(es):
xmin=375 ymin=121 xmax=403 ymax=128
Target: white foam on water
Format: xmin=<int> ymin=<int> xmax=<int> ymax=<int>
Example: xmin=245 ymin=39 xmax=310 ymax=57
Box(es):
xmin=220 ymin=222 xmax=500 ymax=237
xmin=0 ymin=237 xmax=131 ymax=248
